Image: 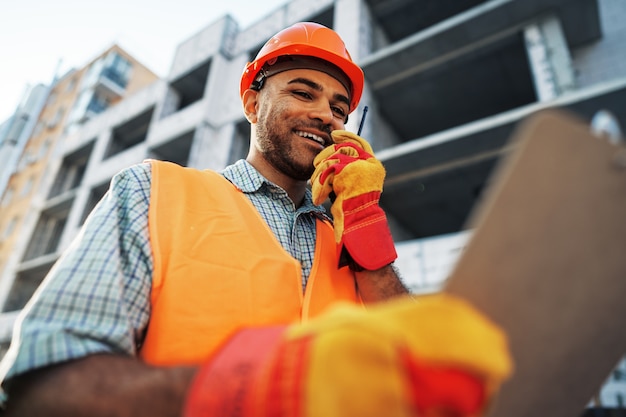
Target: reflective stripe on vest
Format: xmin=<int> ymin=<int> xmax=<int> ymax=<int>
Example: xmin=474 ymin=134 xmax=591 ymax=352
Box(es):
xmin=140 ymin=161 xmax=359 ymax=366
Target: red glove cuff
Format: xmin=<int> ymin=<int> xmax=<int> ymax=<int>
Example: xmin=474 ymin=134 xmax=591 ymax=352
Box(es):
xmin=340 ymin=191 xmax=397 ymax=271
xmin=401 ymin=348 xmax=486 ymax=416
xmin=183 ymin=326 xmax=286 ymax=417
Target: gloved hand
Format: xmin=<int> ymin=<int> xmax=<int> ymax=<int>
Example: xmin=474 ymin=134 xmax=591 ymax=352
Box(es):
xmin=311 ymin=130 xmax=396 ymax=271
xmin=183 ymin=294 xmax=513 ymax=417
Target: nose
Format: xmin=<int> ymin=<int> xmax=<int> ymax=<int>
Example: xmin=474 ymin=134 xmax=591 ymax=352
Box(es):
xmin=308 ymin=100 xmax=334 ymax=126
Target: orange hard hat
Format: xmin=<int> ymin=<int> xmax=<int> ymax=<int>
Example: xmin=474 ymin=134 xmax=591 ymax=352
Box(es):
xmin=240 ymin=22 xmax=364 ymax=112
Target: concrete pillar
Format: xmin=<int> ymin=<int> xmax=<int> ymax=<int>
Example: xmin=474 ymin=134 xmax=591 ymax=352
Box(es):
xmin=524 ymin=15 xmax=576 ymax=101
xmin=187 ymin=122 xmax=235 ymax=171
xmin=335 ymin=0 xmax=371 ymax=133
xmin=202 ymin=52 xmax=246 ymax=128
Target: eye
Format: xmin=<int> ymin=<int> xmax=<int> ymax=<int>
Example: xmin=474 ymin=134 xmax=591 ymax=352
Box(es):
xmin=331 ymin=105 xmax=347 ymax=119
xmin=293 ymin=90 xmax=312 ymax=100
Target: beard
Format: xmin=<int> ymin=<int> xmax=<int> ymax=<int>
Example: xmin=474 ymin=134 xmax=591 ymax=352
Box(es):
xmin=254 ymin=107 xmax=328 ymax=182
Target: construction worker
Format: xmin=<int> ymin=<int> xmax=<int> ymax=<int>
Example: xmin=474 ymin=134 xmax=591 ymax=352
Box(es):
xmin=0 ymin=23 xmax=512 ymax=417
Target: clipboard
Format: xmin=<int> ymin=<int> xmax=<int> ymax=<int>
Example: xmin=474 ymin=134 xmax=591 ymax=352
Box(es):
xmin=443 ymin=109 xmax=626 ymax=417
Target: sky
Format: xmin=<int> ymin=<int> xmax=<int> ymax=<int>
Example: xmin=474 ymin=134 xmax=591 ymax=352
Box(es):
xmin=0 ymin=0 xmax=291 ymax=122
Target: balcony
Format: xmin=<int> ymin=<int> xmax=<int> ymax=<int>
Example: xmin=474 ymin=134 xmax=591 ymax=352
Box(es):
xmin=361 ymin=0 xmax=601 ymax=142
xmin=48 ymin=142 xmax=94 ymax=199
xmin=104 ymin=107 xmax=154 ymax=159
xmin=90 ymin=52 xmax=132 ymax=102
xmin=93 ymin=69 xmax=126 ymax=102
xmin=378 ymin=78 xmax=626 ymax=241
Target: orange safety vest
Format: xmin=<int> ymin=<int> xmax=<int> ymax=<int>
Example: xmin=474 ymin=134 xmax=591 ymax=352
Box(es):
xmin=140 ymin=161 xmax=360 ymax=366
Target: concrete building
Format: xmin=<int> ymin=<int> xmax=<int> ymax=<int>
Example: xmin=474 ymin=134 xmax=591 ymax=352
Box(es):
xmin=0 ymin=84 xmax=49 ymax=198
xmin=0 ymin=45 xmax=158 ymax=329
xmin=0 ymin=0 xmax=624 ymax=411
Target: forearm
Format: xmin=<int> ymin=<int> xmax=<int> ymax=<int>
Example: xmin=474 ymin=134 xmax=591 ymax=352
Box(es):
xmin=4 ymin=354 xmax=197 ymax=417
xmin=355 ymin=263 xmax=409 ymax=303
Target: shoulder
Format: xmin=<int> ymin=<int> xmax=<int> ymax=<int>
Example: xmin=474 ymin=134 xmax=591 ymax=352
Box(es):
xmin=143 ymin=161 xmax=234 ymax=206
xmin=99 ymin=163 xmax=153 ymax=215
xmin=112 ymin=162 xmax=152 ymax=187
xmin=147 ymin=160 xmax=222 ymax=183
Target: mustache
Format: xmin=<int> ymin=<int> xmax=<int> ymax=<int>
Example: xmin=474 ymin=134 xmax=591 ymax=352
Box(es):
xmin=293 ymin=121 xmax=332 ymax=135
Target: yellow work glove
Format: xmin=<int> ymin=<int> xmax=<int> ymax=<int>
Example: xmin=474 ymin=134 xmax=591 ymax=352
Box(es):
xmin=311 ymin=130 xmax=396 ymax=270
xmin=183 ymin=294 xmax=513 ymax=417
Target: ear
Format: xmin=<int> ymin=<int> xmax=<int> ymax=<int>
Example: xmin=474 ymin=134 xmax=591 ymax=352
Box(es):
xmin=242 ymin=89 xmax=259 ymax=123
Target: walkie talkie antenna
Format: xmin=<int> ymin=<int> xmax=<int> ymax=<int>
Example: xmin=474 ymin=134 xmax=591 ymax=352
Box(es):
xmin=357 ymin=105 xmax=368 ymax=136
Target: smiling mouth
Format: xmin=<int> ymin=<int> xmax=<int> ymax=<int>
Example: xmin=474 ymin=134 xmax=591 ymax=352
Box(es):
xmin=295 ymin=130 xmax=328 ymax=147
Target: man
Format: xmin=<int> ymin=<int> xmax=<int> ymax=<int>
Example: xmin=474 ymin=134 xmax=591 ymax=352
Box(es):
xmin=0 ymin=23 xmax=511 ymax=417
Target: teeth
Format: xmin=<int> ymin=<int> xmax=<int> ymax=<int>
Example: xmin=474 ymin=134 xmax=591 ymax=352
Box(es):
xmin=296 ymin=130 xmax=324 ymax=145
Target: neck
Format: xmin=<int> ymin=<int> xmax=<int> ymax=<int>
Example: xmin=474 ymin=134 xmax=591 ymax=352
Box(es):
xmin=245 ymin=157 xmax=308 ymax=207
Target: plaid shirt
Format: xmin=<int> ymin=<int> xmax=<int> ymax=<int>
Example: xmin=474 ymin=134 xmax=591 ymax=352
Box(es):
xmin=0 ymin=160 xmax=328 ymax=385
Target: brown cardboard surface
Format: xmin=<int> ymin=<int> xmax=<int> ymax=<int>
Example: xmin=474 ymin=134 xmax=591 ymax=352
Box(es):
xmin=444 ymin=109 xmax=626 ymax=417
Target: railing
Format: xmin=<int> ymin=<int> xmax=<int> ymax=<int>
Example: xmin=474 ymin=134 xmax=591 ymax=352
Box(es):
xmin=100 ymin=67 xmax=129 ymax=90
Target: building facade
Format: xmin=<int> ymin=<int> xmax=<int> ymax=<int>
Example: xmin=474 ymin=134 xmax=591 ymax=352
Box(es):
xmin=0 ymin=45 xmax=158 ymax=320
xmin=0 ymin=0 xmax=624 ymax=411
xmin=0 ymin=84 xmax=50 ymax=199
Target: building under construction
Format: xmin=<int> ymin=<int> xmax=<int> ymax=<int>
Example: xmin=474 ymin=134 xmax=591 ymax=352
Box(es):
xmin=0 ymin=0 xmax=624 ymax=411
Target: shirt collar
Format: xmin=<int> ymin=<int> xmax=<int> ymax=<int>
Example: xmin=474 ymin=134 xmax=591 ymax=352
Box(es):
xmin=221 ymin=159 xmax=265 ymax=193
xmin=221 ymin=160 xmax=329 ymax=218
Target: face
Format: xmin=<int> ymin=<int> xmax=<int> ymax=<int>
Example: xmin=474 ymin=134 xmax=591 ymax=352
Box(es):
xmin=245 ymin=68 xmax=350 ymax=181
